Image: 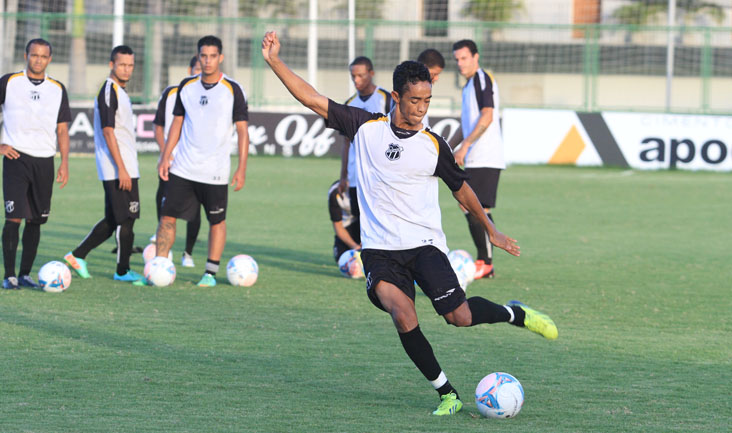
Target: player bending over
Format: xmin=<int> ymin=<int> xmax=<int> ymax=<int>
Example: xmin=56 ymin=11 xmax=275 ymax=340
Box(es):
xmin=262 ymin=31 xmax=558 ymax=416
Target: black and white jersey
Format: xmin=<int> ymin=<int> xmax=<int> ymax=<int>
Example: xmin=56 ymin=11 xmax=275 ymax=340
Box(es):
xmin=325 ymin=100 xmax=467 ymax=253
xmin=0 ymin=70 xmax=70 ymax=157
xmin=460 ymin=68 xmax=504 ymax=169
xmin=344 ymin=87 xmax=391 ymax=187
xmin=170 ymin=73 xmax=248 ymax=185
xmin=153 ymin=85 xmax=178 ymax=141
xmin=94 ymin=78 xmax=138 ymax=181
xmin=328 ymin=180 xmax=354 ymax=228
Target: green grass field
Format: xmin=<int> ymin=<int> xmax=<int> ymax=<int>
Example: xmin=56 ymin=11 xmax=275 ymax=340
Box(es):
xmin=1 ymin=155 xmax=730 ymax=432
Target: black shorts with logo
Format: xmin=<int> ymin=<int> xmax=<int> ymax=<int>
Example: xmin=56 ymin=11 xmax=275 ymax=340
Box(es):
xmin=3 ymin=152 xmax=55 ymax=223
xmin=102 ymin=178 xmax=140 ymax=225
xmin=161 ymin=173 xmax=227 ymax=225
xmin=361 ymin=246 xmax=465 ymax=316
xmin=465 ymin=167 xmax=501 ymax=209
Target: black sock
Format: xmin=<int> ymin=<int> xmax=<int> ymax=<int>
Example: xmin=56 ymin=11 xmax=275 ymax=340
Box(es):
xmin=205 ymin=259 xmax=220 ymax=276
xmin=465 ymin=213 xmax=489 ymax=262
xmin=115 ymin=219 xmax=135 ymax=275
xmin=19 ymin=222 xmax=41 ymax=276
xmin=155 ymin=177 xmax=165 ymax=221
xmin=468 ymin=296 xmax=511 ymax=326
xmin=508 ymin=305 xmax=526 ymax=327
xmin=185 ymin=211 xmax=201 ymax=255
xmin=73 ymin=218 xmax=115 ymax=259
xmin=2 ymin=221 xmax=20 ymax=278
xmin=398 ymin=326 xmax=458 ymax=398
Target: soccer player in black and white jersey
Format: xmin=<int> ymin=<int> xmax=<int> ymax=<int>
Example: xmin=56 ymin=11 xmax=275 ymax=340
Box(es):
xmin=64 ymin=45 xmax=143 ymax=283
xmin=263 ymin=31 xmax=557 ymax=416
xmin=152 ymin=55 xmax=202 ymax=268
xmin=157 ymin=35 xmax=249 ymax=287
xmin=453 ymin=39 xmax=504 ymax=280
xmin=327 ymin=180 xmax=360 ymax=262
xmin=0 ymin=39 xmax=70 ymax=290
xmin=338 ymin=57 xmax=392 ymax=244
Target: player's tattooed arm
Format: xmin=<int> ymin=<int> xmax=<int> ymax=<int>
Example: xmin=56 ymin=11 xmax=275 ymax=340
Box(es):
xmin=454 ymin=107 xmax=493 ymax=165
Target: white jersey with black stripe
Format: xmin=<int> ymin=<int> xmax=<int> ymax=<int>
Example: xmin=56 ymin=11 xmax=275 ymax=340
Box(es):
xmin=93 ymin=78 xmax=138 ymax=180
xmin=170 ymin=73 xmax=248 ymax=185
xmin=0 ymin=70 xmax=70 ymax=157
xmin=461 ymin=68 xmax=505 ymax=169
xmin=344 ymin=86 xmax=391 ymax=187
xmin=326 ymin=101 xmax=468 ymax=254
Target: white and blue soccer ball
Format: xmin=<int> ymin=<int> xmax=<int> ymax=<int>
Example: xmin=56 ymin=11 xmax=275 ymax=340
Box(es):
xmin=38 ymin=261 xmax=72 ymax=293
xmin=447 ymin=249 xmax=476 ymax=291
xmin=227 ymin=254 xmax=258 ymax=287
xmin=475 ymin=372 xmax=524 ymax=419
xmin=144 ymin=256 xmax=176 ymax=287
xmin=338 ymin=249 xmax=364 ymax=279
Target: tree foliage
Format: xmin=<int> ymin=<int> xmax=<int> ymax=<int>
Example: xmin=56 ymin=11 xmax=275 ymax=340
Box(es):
xmin=612 ymin=0 xmax=725 ymax=25
xmin=461 ymin=0 xmax=524 ymax=22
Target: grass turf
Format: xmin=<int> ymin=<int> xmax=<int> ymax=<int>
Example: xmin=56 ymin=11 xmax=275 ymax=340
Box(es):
xmin=1 ymin=155 xmax=730 ymax=432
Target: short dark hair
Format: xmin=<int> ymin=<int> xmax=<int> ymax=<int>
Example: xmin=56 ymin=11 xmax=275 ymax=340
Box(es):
xmin=26 ymin=38 xmax=52 ymax=56
xmin=110 ymin=45 xmax=134 ymax=62
xmin=392 ymin=60 xmax=431 ymax=96
xmin=452 ymin=39 xmax=478 ymax=56
xmin=189 ymin=55 xmax=200 ymax=69
xmin=350 ymin=56 xmax=373 ymax=71
xmin=198 ymin=35 xmax=223 ymax=54
xmin=417 ymin=49 xmax=445 ymax=69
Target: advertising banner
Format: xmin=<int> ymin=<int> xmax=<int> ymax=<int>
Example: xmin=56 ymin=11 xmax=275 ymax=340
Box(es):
xmin=59 ymin=107 xmax=462 ymax=158
xmin=503 ymin=108 xmax=732 ymax=171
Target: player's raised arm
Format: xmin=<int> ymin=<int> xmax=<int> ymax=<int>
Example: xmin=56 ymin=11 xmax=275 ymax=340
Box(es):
xmin=262 ymin=31 xmax=329 ymax=119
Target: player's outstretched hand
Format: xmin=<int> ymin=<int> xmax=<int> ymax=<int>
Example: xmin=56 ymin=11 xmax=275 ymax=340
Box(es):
xmin=261 ymin=31 xmax=280 ymax=64
xmin=490 ymin=231 xmax=520 ymax=257
xmin=0 ymin=144 xmax=20 ymax=159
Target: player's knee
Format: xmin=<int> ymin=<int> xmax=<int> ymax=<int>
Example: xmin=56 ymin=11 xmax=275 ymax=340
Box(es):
xmin=445 ymin=311 xmax=472 ymax=327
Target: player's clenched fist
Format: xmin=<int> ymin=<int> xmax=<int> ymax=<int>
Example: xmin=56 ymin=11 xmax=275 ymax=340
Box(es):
xmin=261 ymin=31 xmax=280 ymax=63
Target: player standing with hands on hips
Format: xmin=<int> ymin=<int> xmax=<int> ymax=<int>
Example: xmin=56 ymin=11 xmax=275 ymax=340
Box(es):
xmin=453 ymin=39 xmax=505 ymax=280
xmin=156 ymin=35 xmax=249 ymax=287
xmin=1 ymin=38 xmax=70 ymax=289
xmin=262 ymin=30 xmax=557 ymax=416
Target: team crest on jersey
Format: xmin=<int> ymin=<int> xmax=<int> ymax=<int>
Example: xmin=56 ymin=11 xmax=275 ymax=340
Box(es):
xmin=30 ymin=90 xmax=40 ymax=101
xmin=385 ymin=143 xmax=403 ymax=161
xmin=129 ymin=201 xmax=140 ymax=213
xmin=5 ymin=201 xmax=14 ymax=213
xmin=199 ymin=95 xmax=208 ymax=106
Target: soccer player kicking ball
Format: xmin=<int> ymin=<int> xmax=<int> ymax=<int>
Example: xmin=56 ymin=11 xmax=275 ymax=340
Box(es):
xmin=262 ymin=31 xmax=558 ymax=416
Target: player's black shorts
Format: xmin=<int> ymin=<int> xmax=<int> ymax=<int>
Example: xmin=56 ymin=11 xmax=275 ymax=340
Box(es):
xmin=3 ymin=152 xmax=55 ymax=224
xmin=465 ymin=167 xmax=501 ymax=209
xmin=102 ymin=178 xmax=140 ymax=225
xmin=161 ymin=173 xmax=227 ymax=225
xmin=361 ymin=246 xmax=465 ymax=316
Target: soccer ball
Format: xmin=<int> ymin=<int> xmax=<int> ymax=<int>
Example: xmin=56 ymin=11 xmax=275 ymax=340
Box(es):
xmin=338 ymin=249 xmax=364 ymax=279
xmin=447 ymin=249 xmax=476 ymax=291
xmin=142 ymin=243 xmax=172 ymax=264
xmin=227 ymin=255 xmax=259 ymax=287
xmin=144 ymin=256 xmax=176 ymax=287
xmin=475 ymin=372 xmax=524 ymax=419
xmin=38 ymin=261 xmax=72 ymax=293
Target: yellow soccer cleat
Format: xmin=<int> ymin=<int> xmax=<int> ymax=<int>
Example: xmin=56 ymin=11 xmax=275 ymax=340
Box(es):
xmin=507 ymin=300 xmax=558 ymax=340
xmin=432 ymin=392 xmax=463 ymax=416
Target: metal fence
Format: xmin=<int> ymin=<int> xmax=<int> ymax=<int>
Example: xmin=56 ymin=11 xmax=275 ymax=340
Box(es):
xmin=2 ymin=12 xmax=731 ymax=114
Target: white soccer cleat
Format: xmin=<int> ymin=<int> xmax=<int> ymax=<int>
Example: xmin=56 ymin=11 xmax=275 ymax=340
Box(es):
xmin=181 ymin=252 xmax=195 ymax=268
